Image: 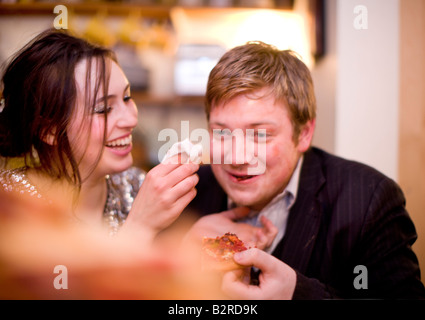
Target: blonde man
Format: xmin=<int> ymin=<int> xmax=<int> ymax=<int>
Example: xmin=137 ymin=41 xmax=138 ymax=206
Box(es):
xmin=187 ymin=42 xmax=425 ymax=299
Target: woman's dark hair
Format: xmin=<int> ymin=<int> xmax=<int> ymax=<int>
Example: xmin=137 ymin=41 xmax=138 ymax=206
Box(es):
xmin=0 ymin=29 xmax=117 ymax=187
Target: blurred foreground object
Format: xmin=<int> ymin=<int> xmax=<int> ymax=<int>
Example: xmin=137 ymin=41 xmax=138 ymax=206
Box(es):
xmin=0 ymin=188 xmax=224 ymax=299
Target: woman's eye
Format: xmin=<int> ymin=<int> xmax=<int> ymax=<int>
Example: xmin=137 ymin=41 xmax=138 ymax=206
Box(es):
xmin=94 ymin=105 xmax=112 ymax=114
xmin=123 ymin=95 xmax=132 ymax=102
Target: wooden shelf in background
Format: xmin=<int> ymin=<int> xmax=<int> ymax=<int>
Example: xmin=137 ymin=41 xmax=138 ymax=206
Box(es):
xmin=0 ymin=2 xmax=171 ymax=18
xmin=132 ymin=91 xmax=204 ymax=108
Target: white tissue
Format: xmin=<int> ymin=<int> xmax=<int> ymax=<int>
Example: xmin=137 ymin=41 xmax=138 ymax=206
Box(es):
xmin=161 ymin=138 xmax=203 ymax=164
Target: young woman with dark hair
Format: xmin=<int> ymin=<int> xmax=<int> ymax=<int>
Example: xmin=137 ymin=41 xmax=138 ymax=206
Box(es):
xmin=0 ymin=29 xmax=199 ymax=239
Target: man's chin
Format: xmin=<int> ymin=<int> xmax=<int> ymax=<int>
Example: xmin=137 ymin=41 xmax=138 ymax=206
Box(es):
xmin=227 ymin=194 xmax=257 ymax=208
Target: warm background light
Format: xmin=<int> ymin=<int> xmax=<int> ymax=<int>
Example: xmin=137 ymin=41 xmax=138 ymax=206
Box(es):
xmin=171 ymin=7 xmax=313 ymax=69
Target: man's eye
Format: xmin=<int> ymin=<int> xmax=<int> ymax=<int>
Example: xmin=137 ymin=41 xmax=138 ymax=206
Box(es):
xmin=213 ymin=129 xmax=232 ymax=139
xmin=245 ymin=129 xmax=268 ymax=142
xmin=256 ymin=130 xmax=268 ymax=140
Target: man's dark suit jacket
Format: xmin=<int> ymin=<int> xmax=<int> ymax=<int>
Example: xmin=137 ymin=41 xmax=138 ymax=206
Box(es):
xmin=188 ymin=147 xmax=425 ymax=299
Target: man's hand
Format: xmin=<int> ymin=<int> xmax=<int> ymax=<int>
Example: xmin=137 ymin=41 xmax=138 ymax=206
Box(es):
xmin=221 ymin=248 xmax=296 ymax=300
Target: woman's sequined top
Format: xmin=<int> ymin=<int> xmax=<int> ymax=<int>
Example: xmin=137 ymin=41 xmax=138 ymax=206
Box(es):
xmin=0 ymin=166 xmax=146 ymax=236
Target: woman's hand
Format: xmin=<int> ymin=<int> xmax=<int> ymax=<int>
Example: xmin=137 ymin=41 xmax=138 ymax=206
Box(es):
xmin=122 ymin=160 xmax=199 ymax=241
xmin=221 ymin=248 xmax=297 ymax=300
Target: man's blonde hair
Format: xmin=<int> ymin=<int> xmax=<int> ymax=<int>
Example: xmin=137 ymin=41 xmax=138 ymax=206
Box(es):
xmin=205 ymin=41 xmax=316 ymax=142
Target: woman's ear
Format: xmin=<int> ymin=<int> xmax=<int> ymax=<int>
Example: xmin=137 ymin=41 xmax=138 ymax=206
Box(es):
xmin=41 ymin=127 xmax=57 ymax=146
xmin=297 ymin=119 xmax=316 ymax=153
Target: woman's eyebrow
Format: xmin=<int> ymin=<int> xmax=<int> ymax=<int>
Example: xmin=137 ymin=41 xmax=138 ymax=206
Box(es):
xmin=95 ymin=84 xmax=130 ymax=103
xmin=95 ymin=95 xmax=114 ymax=103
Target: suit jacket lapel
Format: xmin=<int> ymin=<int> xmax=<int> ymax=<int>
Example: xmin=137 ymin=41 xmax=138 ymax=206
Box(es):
xmin=272 ymin=148 xmax=325 ymax=274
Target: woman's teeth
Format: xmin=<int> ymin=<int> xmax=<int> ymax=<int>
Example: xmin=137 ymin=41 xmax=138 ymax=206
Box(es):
xmin=106 ymin=135 xmax=132 ymax=148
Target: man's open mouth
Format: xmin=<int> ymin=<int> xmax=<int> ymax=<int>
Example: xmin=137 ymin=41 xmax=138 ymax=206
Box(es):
xmin=229 ymin=173 xmax=257 ymax=182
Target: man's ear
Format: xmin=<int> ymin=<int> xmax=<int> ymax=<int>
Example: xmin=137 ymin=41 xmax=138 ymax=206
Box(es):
xmin=297 ymin=119 xmax=316 ymax=152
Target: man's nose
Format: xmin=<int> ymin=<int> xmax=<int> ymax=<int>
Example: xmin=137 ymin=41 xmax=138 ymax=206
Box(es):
xmin=223 ymin=129 xmax=251 ymax=165
xmin=232 ymin=131 xmax=245 ymax=164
